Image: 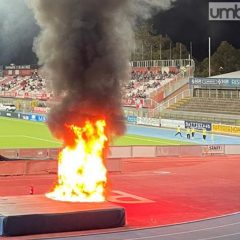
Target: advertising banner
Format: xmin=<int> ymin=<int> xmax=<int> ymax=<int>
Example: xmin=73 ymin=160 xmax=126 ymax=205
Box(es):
xmin=160 ymin=119 xmax=185 ymax=128
xmin=21 ymin=114 xmax=30 ymax=121
xmin=29 ymin=114 xmax=47 ymax=122
xmin=185 ymin=121 xmax=212 ymax=131
xmin=0 ymin=111 xmax=19 ymax=119
xmin=212 ymin=124 xmax=240 ymax=135
xmin=33 ymin=107 xmax=49 ymax=114
xmin=127 ymin=115 xmax=137 ymax=123
xmin=137 ymin=117 xmax=160 ymax=127
xmin=202 ymin=145 xmax=225 ymax=155
xmin=190 ymin=77 xmax=240 ymax=88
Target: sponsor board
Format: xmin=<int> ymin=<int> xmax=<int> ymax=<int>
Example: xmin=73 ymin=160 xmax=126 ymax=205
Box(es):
xmin=160 ymin=119 xmax=185 ymax=128
xmin=29 ymin=114 xmax=46 ymax=122
xmin=127 ymin=115 xmax=137 ymax=123
xmin=189 ymin=77 xmax=240 ymax=88
xmin=4 ymin=65 xmax=32 ymax=70
xmin=0 ymin=111 xmax=19 ymax=119
xmin=202 ymin=145 xmax=225 ymax=155
xmin=185 ymin=121 xmax=212 ymax=131
xmin=212 ymin=124 xmax=240 ymax=135
xmin=137 ymin=117 xmax=160 ymax=127
xmin=21 ymin=114 xmax=30 ymax=121
xmin=33 ymin=107 xmax=49 ymax=114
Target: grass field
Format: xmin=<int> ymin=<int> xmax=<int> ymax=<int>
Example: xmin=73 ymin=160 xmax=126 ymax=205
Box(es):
xmin=0 ymin=117 xmax=189 ymax=148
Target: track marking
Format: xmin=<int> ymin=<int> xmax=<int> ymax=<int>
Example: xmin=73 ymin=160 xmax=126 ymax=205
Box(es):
xmin=124 ymin=136 xmax=177 ymax=144
xmin=0 ymin=134 xmax=60 ymax=144
xmin=22 ymin=135 xmax=60 ymax=144
xmin=108 ymin=190 xmax=155 ymax=203
xmin=197 ymin=232 xmax=240 ymax=240
xmin=123 ymin=221 xmax=240 ymax=240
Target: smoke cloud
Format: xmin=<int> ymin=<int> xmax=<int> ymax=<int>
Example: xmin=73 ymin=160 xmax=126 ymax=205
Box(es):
xmin=28 ymin=0 xmax=174 ymax=143
xmin=0 ymin=0 xmax=39 ymax=64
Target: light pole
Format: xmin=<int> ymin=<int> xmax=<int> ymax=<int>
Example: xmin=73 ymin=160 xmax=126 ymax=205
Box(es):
xmin=209 ymin=37 xmax=211 ymax=77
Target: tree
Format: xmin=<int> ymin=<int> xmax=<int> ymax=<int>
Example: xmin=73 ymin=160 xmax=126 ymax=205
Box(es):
xmin=195 ymin=41 xmax=240 ymax=77
xmin=132 ymin=22 xmax=189 ymax=61
xmin=211 ymin=41 xmax=240 ymax=75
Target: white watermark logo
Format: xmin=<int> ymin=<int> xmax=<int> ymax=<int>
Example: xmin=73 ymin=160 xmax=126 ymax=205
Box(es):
xmin=209 ymin=2 xmax=240 ymax=21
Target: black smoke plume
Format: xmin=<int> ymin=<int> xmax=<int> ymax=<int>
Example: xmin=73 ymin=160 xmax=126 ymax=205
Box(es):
xmin=0 ymin=0 xmax=39 ymax=65
xmin=28 ymin=0 xmax=174 ymax=143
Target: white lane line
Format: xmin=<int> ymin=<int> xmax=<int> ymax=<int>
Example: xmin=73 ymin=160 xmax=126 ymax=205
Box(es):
xmin=123 ymin=221 xmax=240 ymax=240
xmin=0 ymin=135 xmax=22 ymax=138
xmin=124 ymin=136 xmax=177 ymax=144
xmin=22 ymin=135 xmax=60 ymax=144
xmin=197 ymin=232 xmax=240 ymax=240
xmin=0 ymin=134 xmax=60 ymax=144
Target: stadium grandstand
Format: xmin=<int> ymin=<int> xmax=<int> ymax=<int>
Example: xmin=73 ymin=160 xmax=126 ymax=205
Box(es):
xmin=1 ymin=59 xmax=240 ymax=129
xmin=0 ymin=64 xmax=51 ymax=114
xmin=1 ymin=60 xmax=240 ymax=239
xmin=0 ymin=59 xmax=194 ymax=116
xmin=161 ymin=70 xmax=240 ymax=126
xmin=123 ymin=59 xmax=194 ymax=113
xmin=1 ymin=60 xmax=240 ymax=131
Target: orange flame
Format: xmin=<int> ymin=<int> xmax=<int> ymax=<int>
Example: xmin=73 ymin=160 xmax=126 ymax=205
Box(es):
xmin=46 ymin=119 xmax=108 ymax=202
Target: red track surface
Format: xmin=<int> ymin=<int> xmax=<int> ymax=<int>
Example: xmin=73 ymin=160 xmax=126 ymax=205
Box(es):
xmin=0 ymin=155 xmax=240 ymax=229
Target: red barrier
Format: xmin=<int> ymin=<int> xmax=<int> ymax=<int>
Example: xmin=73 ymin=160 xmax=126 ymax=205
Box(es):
xmin=0 ymin=161 xmax=26 ymax=176
xmin=26 ymin=160 xmax=57 ymax=175
xmin=0 ymin=149 xmax=18 ymax=158
xmin=18 ymin=149 xmax=48 ymax=159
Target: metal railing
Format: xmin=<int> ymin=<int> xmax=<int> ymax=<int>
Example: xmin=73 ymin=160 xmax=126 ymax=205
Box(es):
xmin=130 ymin=59 xmax=195 ymax=68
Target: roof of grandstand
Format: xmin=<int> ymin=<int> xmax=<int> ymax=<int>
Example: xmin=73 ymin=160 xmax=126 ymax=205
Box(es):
xmin=210 ymin=70 xmax=240 ymax=78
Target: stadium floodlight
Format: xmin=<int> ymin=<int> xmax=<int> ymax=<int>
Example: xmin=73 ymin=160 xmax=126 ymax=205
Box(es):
xmin=209 ymin=37 xmax=211 ymax=77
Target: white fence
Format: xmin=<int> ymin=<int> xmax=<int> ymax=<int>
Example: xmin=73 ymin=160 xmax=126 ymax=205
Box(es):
xmin=130 ymin=59 xmax=195 ymax=68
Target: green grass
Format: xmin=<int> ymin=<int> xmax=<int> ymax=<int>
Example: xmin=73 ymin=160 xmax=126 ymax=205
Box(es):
xmin=0 ymin=117 xmax=61 ymax=148
xmin=113 ymin=134 xmax=190 ymax=146
xmin=0 ymin=117 xmax=188 ymax=148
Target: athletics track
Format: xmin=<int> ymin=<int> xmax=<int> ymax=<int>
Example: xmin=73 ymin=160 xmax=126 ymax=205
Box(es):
xmin=0 ymin=125 xmax=240 ymax=239
xmin=127 ymin=124 xmax=240 ymax=145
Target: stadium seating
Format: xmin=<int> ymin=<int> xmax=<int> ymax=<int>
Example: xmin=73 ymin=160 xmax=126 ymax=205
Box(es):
xmin=167 ymin=97 xmax=240 ymax=115
xmin=122 ymin=67 xmax=179 ymax=104
xmin=0 ymin=72 xmax=49 ymax=100
xmin=0 ymin=65 xmax=186 ymax=111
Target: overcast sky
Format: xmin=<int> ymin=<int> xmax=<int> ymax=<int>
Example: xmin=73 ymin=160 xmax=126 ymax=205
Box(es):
xmin=0 ymin=0 xmax=239 ymax=64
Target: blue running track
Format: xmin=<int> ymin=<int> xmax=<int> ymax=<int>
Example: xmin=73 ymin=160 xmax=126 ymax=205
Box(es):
xmin=127 ymin=124 xmax=240 ymax=145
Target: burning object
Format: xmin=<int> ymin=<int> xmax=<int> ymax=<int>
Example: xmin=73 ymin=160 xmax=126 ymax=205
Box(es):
xmin=46 ymin=119 xmax=108 ymax=202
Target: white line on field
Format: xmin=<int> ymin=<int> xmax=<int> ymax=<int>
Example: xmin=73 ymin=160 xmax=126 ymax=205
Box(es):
xmin=0 ymin=134 xmax=60 ymax=144
xmin=124 ymin=135 xmax=173 ymax=143
xmin=22 ymin=135 xmax=60 ymax=144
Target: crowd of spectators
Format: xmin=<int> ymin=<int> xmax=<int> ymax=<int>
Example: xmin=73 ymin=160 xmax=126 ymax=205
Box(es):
xmin=0 ymin=67 xmax=180 ymax=107
xmin=0 ymin=77 xmax=18 ymax=91
xmin=123 ymin=67 xmax=179 ymax=100
xmin=131 ymin=69 xmax=176 ymax=81
xmin=19 ymin=72 xmax=47 ymax=94
xmin=0 ymin=72 xmax=48 ymax=95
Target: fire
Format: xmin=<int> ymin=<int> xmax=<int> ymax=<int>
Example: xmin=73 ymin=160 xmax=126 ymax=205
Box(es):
xmin=46 ymin=119 xmax=108 ymax=202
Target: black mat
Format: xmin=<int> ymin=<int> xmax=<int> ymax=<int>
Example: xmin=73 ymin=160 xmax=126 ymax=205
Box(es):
xmin=0 ymin=195 xmax=125 ymax=236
